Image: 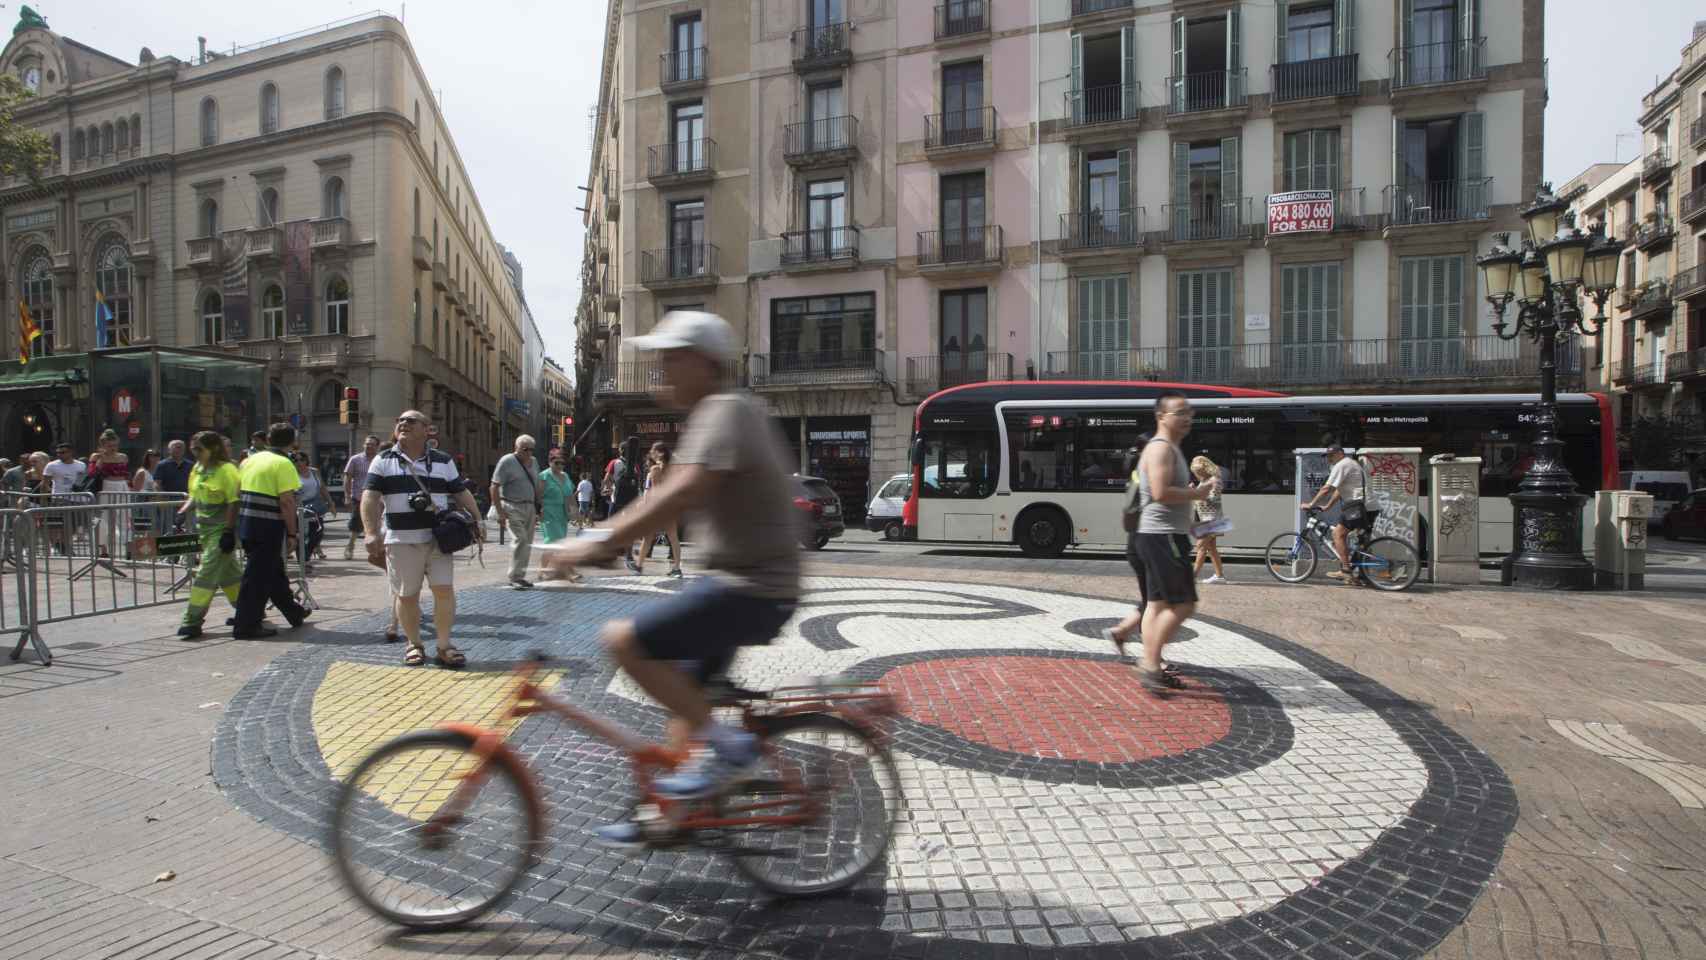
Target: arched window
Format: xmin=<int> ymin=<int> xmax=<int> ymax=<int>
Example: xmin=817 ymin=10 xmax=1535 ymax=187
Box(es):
xmin=260 ymin=83 xmax=279 ymax=134
xmin=101 ymin=122 xmax=114 ymax=154
xmin=200 ymin=98 xmax=218 ymax=146
xmin=325 ymin=276 xmax=350 ymax=335
xmin=432 ymin=218 xmax=439 ymax=256
xmin=412 ymin=188 xmax=421 ymax=235
xmin=432 ymin=304 xmax=440 ymax=350
xmin=201 ymin=292 xmax=225 ymax=345
xmin=199 ymin=198 xmax=219 ymax=237
xmin=130 ymin=113 xmax=141 ymax=148
xmin=115 ymin=118 xmax=129 ymax=150
xmin=50 ymin=133 xmax=60 ymax=167
xmin=324 ymin=66 xmax=345 ymax=120
xmin=261 ymin=285 xmax=286 ymax=339
xmin=322 ymin=177 xmax=345 ymax=219
xmin=71 ymin=129 xmax=84 ymax=161
xmin=413 ymin=288 xmax=421 ymax=343
xmin=20 ymin=250 xmax=54 ymax=358
xmin=94 ymin=238 xmax=133 ymax=347
xmin=259 ymin=187 xmax=279 ymax=226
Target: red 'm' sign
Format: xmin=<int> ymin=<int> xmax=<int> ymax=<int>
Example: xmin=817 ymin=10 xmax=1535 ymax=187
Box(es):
xmin=1266 ymin=191 xmax=1335 ymax=235
xmin=112 ymin=388 xmax=137 ymax=419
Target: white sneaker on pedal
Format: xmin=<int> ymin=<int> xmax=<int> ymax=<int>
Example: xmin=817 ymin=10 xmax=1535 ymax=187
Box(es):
xmin=654 ymin=737 xmax=761 ymax=799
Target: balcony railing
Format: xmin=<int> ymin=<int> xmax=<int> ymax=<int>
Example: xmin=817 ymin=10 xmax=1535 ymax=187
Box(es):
xmin=640 ymin=243 xmax=719 ymax=287
xmin=659 ymin=46 xmax=706 ymax=88
xmin=1682 ymin=184 xmax=1706 ymax=225
xmin=1065 ymin=83 xmax=1141 ymax=128
xmin=1693 ymin=115 xmax=1706 ymax=149
xmin=1161 ymin=198 xmax=1254 ymax=243
xmin=186 ymin=236 xmax=221 ymax=268
xmin=1271 ymin=53 xmax=1359 ymax=103
xmin=246 ymin=226 xmax=282 ymax=260
xmin=412 ymin=234 xmax=432 ymax=270
xmin=906 ymin=352 xmax=1015 ymax=395
xmin=935 ymin=1 xmax=988 ymax=40
xmin=1384 ymin=178 xmax=1492 ymax=226
xmin=1265 ymin=188 xmax=1368 ymax=235
xmin=1061 ymin=209 xmax=1145 ymax=251
xmin=1609 ymin=359 xmax=1633 ymax=385
xmin=792 ymin=22 xmax=851 ymax=70
xmin=597 ymin=358 xmax=746 ymax=398
xmin=1622 ymin=279 xmax=1672 ymax=321
xmin=1391 ymin=37 xmax=1487 ymax=89
xmin=1674 ymin=264 xmax=1706 ymax=300
xmin=781 ymin=226 xmax=860 ymax=265
xmin=752 ymin=349 xmax=885 ymax=387
xmin=1630 ymin=361 xmax=1666 ymax=387
xmin=1634 ymin=218 xmax=1676 ymax=251
xmin=1166 ymin=70 xmax=1248 ymax=115
xmin=310 ymin=216 xmax=350 ymax=249
xmin=917 ymin=224 xmax=1004 ymax=267
xmin=1071 ymin=0 xmax=1132 ymax=16
xmin=1040 ymin=335 xmax=1585 ymax=390
xmin=925 ymin=106 xmax=996 ymax=151
xmin=1669 ymin=347 xmax=1706 ymax=382
xmin=1642 ymin=147 xmax=1674 ymax=181
xmin=784 ymin=115 xmax=858 ymax=163
xmin=646 ymin=138 xmax=716 ymax=181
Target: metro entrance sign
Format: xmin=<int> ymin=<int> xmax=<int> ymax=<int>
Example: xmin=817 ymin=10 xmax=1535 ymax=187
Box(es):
xmin=1266 ymin=190 xmax=1334 ymax=235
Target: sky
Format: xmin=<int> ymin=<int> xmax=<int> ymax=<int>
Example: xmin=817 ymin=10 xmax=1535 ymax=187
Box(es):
xmin=27 ymin=1 xmax=604 ymax=375
xmin=1544 ymin=0 xmax=1702 ymax=185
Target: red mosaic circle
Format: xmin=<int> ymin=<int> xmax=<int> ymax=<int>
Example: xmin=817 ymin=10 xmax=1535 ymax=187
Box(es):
xmin=884 ymin=656 xmax=1231 ymax=763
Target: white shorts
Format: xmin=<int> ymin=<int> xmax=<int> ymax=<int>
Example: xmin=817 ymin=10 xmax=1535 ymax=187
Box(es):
xmin=385 ymin=540 xmax=453 ymax=597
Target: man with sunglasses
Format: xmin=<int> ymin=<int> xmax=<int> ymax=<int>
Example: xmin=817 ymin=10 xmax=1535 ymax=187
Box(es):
xmin=547 ymin=311 xmax=799 ymax=847
xmin=361 ymin=410 xmax=483 ymax=668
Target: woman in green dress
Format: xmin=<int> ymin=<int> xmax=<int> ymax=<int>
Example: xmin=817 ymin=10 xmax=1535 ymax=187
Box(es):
xmin=537 ymin=453 xmax=582 ymax=583
xmin=177 ymin=431 xmax=243 ymax=638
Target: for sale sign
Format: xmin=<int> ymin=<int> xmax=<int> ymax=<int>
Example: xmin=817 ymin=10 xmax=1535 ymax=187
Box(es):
xmin=1267 ymin=190 xmax=1335 ymax=235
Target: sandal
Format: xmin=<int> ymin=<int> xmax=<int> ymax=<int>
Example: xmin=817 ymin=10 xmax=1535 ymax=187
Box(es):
xmin=565 ymin=573 xmax=586 ymax=584
xmin=403 ymin=645 xmax=426 ymax=666
xmin=1100 ymin=627 xmax=1131 ymax=662
xmin=1137 ymin=666 xmax=1184 ymax=695
xmin=435 ymin=646 xmax=467 ymax=669
xmin=384 ymin=626 xmax=400 ymax=643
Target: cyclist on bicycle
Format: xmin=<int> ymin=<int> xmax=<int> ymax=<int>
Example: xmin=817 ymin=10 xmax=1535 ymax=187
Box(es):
xmin=1303 ymin=444 xmax=1366 ymax=581
xmin=546 ymin=310 xmax=800 ymax=847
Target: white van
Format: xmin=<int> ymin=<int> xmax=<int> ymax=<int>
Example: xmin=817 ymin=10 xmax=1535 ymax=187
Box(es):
xmin=1619 ymin=470 xmax=1693 ymax=522
xmin=865 ymin=473 xmax=912 ymax=539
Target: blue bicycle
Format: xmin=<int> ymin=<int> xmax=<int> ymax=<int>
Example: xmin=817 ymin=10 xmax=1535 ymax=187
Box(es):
xmin=1264 ymin=507 xmax=1420 ymax=591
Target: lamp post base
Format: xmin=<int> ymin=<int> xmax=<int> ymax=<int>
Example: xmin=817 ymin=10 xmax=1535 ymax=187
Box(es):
xmin=1503 ymin=490 xmax=1595 ymax=591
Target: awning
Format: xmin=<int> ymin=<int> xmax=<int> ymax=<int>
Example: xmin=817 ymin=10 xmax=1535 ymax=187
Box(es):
xmin=0 ymin=370 xmax=70 ymax=392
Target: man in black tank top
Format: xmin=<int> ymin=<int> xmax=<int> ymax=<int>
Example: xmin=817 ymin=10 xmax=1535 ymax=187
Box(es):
xmin=1126 ymin=392 xmax=1213 ymax=693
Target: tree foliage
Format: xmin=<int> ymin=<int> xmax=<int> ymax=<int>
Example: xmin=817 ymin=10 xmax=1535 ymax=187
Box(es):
xmin=0 ymin=74 xmax=54 ymax=182
xmin=1621 ymin=414 xmax=1700 ymax=469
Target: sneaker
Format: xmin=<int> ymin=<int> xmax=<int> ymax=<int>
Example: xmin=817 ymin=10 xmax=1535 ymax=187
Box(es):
xmin=624 ymin=556 xmax=641 ymax=574
xmin=1326 ymin=569 xmax=1351 ymax=581
xmin=654 ymin=741 xmax=761 ymax=799
xmin=1202 ymin=574 xmax=1228 ymax=584
xmin=511 ymin=578 xmax=534 ymax=590
xmin=667 ymin=568 xmax=683 ymax=578
xmin=176 ymin=624 xmax=202 ymax=639
xmin=591 ymin=820 xmax=646 ymax=850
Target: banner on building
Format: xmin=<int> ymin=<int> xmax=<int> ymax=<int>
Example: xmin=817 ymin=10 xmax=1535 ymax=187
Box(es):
xmin=221 ymin=232 xmax=251 ymax=340
xmin=284 ymin=222 xmax=314 ymax=336
xmin=1266 ymin=190 xmax=1334 ymax=235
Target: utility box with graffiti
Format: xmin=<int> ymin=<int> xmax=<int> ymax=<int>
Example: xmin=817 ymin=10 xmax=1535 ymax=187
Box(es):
xmin=1359 ymin=448 xmax=1423 ymax=549
xmin=1429 ymin=454 xmax=1481 ymax=584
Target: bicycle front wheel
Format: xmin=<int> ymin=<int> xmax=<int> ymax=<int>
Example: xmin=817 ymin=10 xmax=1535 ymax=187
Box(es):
xmin=719 ymin=713 xmax=901 ymax=897
xmin=1361 ymin=537 xmax=1421 ymax=591
xmin=329 ymin=730 xmax=544 ymax=930
xmin=1264 ymin=532 xmax=1317 ymax=583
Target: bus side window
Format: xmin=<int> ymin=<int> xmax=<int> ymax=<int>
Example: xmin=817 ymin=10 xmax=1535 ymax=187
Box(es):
xmin=921 ymin=430 xmax=1000 ymax=499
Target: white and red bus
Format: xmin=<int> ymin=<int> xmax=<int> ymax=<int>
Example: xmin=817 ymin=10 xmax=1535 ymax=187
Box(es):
xmin=902 ymin=381 xmax=1616 ymax=557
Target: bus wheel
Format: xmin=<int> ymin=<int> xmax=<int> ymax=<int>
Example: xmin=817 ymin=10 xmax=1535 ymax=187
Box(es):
xmin=1017 ymin=509 xmax=1069 ymax=558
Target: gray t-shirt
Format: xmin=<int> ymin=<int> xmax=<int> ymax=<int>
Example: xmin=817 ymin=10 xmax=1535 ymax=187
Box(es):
xmin=491 ymin=453 xmax=541 ymax=503
xmin=674 ymin=392 xmax=802 ymax=600
xmin=1136 ymin=439 xmax=1193 ymax=534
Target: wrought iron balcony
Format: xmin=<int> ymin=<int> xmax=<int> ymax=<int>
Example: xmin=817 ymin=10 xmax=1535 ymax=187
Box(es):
xmin=1669 ymin=347 xmax=1706 ymax=382
xmin=934 ymin=1 xmax=988 ymax=40
xmin=1166 ymin=70 xmax=1248 ymax=115
xmin=1064 ymin=83 xmax=1141 ymax=129
xmin=781 ymin=226 xmax=860 ymax=266
xmin=659 ymin=46 xmax=706 ymax=89
xmin=906 ymin=352 xmax=1015 ymax=395
xmin=1641 ymin=146 xmax=1674 ymax=183
xmin=925 ymin=106 xmax=996 ymax=152
xmin=1674 ymin=264 xmax=1706 ymax=300
xmin=752 ymin=349 xmax=884 ymax=388
xmin=1390 ymin=37 xmax=1487 ymax=89
xmin=1610 ymin=360 xmax=1633 ymax=385
xmin=784 ymin=115 xmax=858 ymax=166
xmin=1071 ymin=0 xmax=1132 ymax=16
xmin=1384 ymin=178 xmax=1492 ymax=226
xmin=1621 ymin=279 xmax=1672 ymax=322
xmin=1271 ymin=53 xmax=1359 ymax=103
xmin=1634 ymin=218 xmax=1676 ymax=252
xmin=646 ymin=138 xmax=716 ymax=183
xmin=1060 ymin=209 xmax=1145 ymax=252
xmin=1680 ymin=184 xmax=1706 ymax=225
xmin=792 ymin=21 xmax=850 ymax=71
xmin=1630 ymin=361 xmax=1666 ymax=387
xmin=640 ymin=244 xmax=719 ymax=289
xmin=917 ymin=225 xmax=1004 ymax=269
xmin=1264 ymin=188 xmax=1369 ymax=236
xmin=596 ymin=358 xmax=746 ymax=398
xmin=1160 ymin=198 xmax=1255 ymax=244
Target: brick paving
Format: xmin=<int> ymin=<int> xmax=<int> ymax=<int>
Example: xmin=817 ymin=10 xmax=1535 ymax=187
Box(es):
xmin=1 ymin=531 xmax=1704 ymax=958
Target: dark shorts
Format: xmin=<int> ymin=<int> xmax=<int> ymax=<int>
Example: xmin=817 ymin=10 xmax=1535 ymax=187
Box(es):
xmin=1129 ymin=532 xmax=1198 ymax=606
xmin=348 ymin=512 xmax=364 ymax=536
xmin=632 ymin=576 xmax=797 ymax=683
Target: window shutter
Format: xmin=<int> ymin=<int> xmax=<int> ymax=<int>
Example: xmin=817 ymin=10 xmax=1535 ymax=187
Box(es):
xmin=1461 ymin=0 xmax=1478 ymax=45
xmin=1334 ymin=0 xmax=1354 ymax=57
xmin=1398 ymin=0 xmax=1413 ymax=84
xmin=1392 ymin=114 xmax=1404 ymax=206
xmin=1220 ymin=136 xmax=1241 ymax=234
xmin=1227 ymin=7 xmax=1243 ymax=106
xmin=1444 ymin=256 xmax=1463 ymax=339
xmin=1461 ymin=111 xmax=1485 ymax=215
xmin=1276 ymin=0 xmax=1290 ymax=64
xmin=1121 ymin=23 xmax=1136 ymax=117
xmin=1170 ymin=15 xmax=1186 ymax=112
xmin=1117 ymin=148 xmax=1132 ymax=222
xmin=1171 ymin=140 xmax=1191 ymax=235
xmin=1116 ymin=277 xmax=1130 ymax=353
xmin=1321 ymin=129 xmax=1340 ymax=190
xmin=1070 ymin=33 xmax=1084 ymax=124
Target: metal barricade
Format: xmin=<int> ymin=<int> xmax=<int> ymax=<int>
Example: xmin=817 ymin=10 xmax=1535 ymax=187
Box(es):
xmin=294 ymin=505 xmax=321 ymax=613
xmin=9 ymin=493 xmax=195 ymax=666
xmin=2 ymin=508 xmax=31 ymax=659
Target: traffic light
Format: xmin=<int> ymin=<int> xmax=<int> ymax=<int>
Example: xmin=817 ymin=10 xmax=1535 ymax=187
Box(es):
xmin=339 ymin=386 xmax=360 ymax=425
xmin=552 ymin=423 xmax=565 ymax=446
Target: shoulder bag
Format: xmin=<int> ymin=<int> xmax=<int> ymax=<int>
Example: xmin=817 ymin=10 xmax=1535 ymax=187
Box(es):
xmin=408 ymin=455 xmax=478 ymax=554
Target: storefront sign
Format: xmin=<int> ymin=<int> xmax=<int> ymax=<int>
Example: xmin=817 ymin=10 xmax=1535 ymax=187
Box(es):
xmin=111 ymin=387 xmax=138 ymax=419
xmin=808 ymin=429 xmax=867 ymax=442
xmin=6 ymin=210 xmax=56 ymax=231
xmin=630 ymin=419 xmax=681 ymax=437
xmin=1266 ymin=190 xmax=1334 ymax=235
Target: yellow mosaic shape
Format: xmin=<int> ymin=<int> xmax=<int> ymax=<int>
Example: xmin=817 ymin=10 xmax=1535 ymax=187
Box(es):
xmin=313 ymin=661 xmax=562 ymax=821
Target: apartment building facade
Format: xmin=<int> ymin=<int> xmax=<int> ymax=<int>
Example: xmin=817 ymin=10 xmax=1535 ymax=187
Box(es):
xmin=576 ymin=0 xmax=1549 ymax=517
xmin=1 ymin=12 xmax=523 ymax=484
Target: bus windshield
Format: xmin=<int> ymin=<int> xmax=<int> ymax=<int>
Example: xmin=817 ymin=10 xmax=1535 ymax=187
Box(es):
xmin=918 ymin=430 xmax=999 ymax=499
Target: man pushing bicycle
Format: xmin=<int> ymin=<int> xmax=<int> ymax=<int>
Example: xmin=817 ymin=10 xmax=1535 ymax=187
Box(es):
xmin=547 ymin=310 xmax=800 ymax=847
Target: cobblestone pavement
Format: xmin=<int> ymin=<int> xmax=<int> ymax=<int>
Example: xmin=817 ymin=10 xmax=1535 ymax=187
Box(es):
xmin=3 ymin=529 xmax=1705 ymax=959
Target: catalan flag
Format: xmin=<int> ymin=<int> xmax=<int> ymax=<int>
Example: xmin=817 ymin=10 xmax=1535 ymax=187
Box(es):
xmin=18 ymin=299 xmax=41 ymax=365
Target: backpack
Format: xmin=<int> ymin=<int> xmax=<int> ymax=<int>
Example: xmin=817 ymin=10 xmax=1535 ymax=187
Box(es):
xmin=612 ymin=457 xmax=641 ymax=503
xmin=1121 ymin=471 xmax=1142 ymax=533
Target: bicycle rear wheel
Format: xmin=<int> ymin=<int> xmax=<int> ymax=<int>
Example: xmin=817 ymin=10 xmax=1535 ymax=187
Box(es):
xmin=719 ymin=712 xmax=900 ymax=897
xmin=1360 ymin=537 xmax=1420 ymax=591
xmin=1264 ymin=532 xmax=1317 ymax=583
xmin=329 ymin=730 xmax=544 ymax=930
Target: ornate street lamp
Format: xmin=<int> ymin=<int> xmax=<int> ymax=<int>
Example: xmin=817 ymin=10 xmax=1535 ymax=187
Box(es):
xmin=1475 ymin=183 xmax=1615 ymax=590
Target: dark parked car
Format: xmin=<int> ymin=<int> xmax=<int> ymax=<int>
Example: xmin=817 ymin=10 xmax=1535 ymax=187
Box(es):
xmin=792 ymin=474 xmax=845 ymax=550
xmin=1661 ymin=489 xmax=1706 ymax=541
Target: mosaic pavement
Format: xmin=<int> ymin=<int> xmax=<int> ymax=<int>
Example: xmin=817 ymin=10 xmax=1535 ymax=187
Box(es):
xmin=213 ymin=576 xmax=1517 ymax=958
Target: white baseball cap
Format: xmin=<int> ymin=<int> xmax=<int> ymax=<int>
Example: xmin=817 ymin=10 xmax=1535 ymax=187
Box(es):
xmin=629 ymin=310 xmax=735 ymax=363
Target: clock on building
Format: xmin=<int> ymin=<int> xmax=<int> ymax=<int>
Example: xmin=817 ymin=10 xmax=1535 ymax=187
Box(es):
xmin=22 ymin=66 xmax=41 ymax=92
